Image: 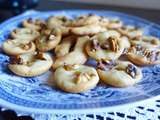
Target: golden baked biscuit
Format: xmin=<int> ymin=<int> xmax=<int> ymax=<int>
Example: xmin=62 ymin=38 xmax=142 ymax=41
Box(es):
xmin=2 ymin=39 xmax=36 ymax=55
xmin=47 ymin=16 xmax=72 ymax=36
xmin=107 ymin=18 xmax=123 ymax=29
xmin=52 ymin=36 xmax=89 ymax=69
xmin=85 ymin=31 xmax=124 ymax=60
xmin=126 ymin=45 xmax=160 ymax=66
xmin=55 ymin=35 xmax=76 ymax=58
xmin=11 ymin=28 xmax=40 ymax=42
xmin=8 ymin=52 xmax=53 ymax=77
xmin=118 ymin=25 xmax=143 ymax=39
xmin=54 ymin=64 xmax=99 ymax=93
xmin=22 ymin=18 xmax=46 ymax=31
xmin=97 ymin=60 xmax=142 ymax=87
xmin=35 ymin=28 xmax=62 ymax=52
xmin=131 ymin=36 xmax=160 ymax=50
xmin=71 ymin=14 xmax=101 ymax=27
xmin=70 ymin=24 xmax=106 ymax=35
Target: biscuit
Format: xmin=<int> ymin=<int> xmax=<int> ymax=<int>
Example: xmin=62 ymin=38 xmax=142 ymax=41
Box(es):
xmin=52 ymin=36 xmax=89 ymax=69
xmin=120 ymin=36 xmax=131 ymax=48
xmin=35 ymin=28 xmax=62 ymax=52
xmin=47 ymin=16 xmax=72 ymax=28
xmin=8 ymin=52 xmax=53 ymax=77
xmin=107 ymin=18 xmax=123 ymax=29
xmin=2 ymin=39 xmax=36 ymax=55
xmin=11 ymin=28 xmax=40 ymax=42
xmin=126 ymin=45 xmax=160 ymax=65
xmin=71 ymin=14 xmax=101 ymax=27
xmin=70 ymin=24 xmax=107 ymax=35
xmin=47 ymin=16 xmax=72 ymax=36
xmin=131 ymin=36 xmax=160 ymax=50
xmin=118 ymin=25 xmax=143 ymax=39
xmin=55 ymin=35 xmax=76 ymax=57
xmin=85 ymin=31 xmax=124 ymax=60
xmin=97 ymin=60 xmax=142 ymax=87
xmin=54 ymin=64 xmax=99 ymax=93
xmin=22 ymin=18 xmax=46 ymax=31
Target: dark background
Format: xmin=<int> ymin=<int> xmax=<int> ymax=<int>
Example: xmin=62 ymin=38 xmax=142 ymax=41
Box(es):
xmin=0 ymin=1 xmax=160 ymax=24
xmin=0 ymin=0 xmax=160 ymax=120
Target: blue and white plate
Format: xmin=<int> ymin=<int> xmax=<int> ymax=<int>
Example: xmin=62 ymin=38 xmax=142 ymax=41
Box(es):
xmin=0 ymin=10 xmax=160 ymax=114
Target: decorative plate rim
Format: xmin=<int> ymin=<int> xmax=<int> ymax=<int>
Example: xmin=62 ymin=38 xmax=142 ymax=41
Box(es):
xmin=0 ymin=9 xmax=160 ymax=114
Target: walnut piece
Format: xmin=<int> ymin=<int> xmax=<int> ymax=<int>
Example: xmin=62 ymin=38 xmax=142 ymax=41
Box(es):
xmin=9 ymin=55 xmax=23 ymax=64
xmin=19 ymin=42 xmax=32 ymax=50
xmin=108 ymin=36 xmax=119 ymax=52
xmin=126 ymin=64 xmax=137 ymax=78
xmin=91 ymin=38 xmax=100 ymax=51
xmin=64 ymin=64 xmax=79 ymax=71
xmin=35 ymin=52 xmax=46 ymax=60
xmin=75 ymin=73 xmax=90 ymax=84
xmin=97 ymin=59 xmax=115 ymax=70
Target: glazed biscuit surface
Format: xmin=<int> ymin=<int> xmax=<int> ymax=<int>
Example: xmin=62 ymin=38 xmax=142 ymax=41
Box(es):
xmin=11 ymin=28 xmax=40 ymax=42
xmin=52 ymin=36 xmax=89 ymax=69
xmin=131 ymin=36 xmax=160 ymax=50
xmin=2 ymin=39 xmax=36 ymax=55
xmin=55 ymin=35 xmax=76 ymax=58
xmin=70 ymin=24 xmax=106 ymax=35
xmin=97 ymin=61 xmax=142 ymax=87
xmin=8 ymin=52 xmax=53 ymax=77
xmin=126 ymin=45 xmax=160 ymax=65
xmin=85 ymin=31 xmax=124 ymax=60
xmin=36 ymin=28 xmax=62 ymax=52
xmin=54 ymin=64 xmax=99 ymax=93
xmin=118 ymin=25 xmax=143 ymax=39
xmin=22 ymin=18 xmax=45 ymax=31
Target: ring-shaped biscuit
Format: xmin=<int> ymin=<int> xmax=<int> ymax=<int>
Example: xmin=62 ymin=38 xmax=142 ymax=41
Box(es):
xmin=118 ymin=25 xmax=143 ymax=39
xmin=47 ymin=16 xmax=72 ymax=28
xmin=52 ymin=36 xmax=89 ymax=69
xmin=47 ymin=16 xmax=72 ymax=36
xmin=11 ymin=28 xmax=40 ymax=42
xmin=71 ymin=14 xmax=101 ymax=27
xmin=70 ymin=24 xmax=106 ymax=35
xmin=55 ymin=35 xmax=76 ymax=58
xmin=131 ymin=36 xmax=160 ymax=50
xmin=8 ymin=52 xmax=53 ymax=77
xmin=35 ymin=28 xmax=62 ymax=52
xmin=85 ymin=31 xmax=124 ymax=61
xmin=54 ymin=64 xmax=99 ymax=93
xmin=2 ymin=39 xmax=36 ymax=55
xmin=126 ymin=45 xmax=160 ymax=65
xmin=97 ymin=60 xmax=142 ymax=87
xmin=22 ymin=18 xmax=46 ymax=31
xmin=107 ymin=18 xmax=123 ymax=29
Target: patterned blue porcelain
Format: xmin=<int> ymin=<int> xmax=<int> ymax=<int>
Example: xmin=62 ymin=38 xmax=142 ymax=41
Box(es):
xmin=0 ymin=10 xmax=160 ymax=114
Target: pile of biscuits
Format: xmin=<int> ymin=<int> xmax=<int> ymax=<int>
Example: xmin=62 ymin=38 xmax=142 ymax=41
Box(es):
xmin=2 ymin=14 xmax=160 ymax=93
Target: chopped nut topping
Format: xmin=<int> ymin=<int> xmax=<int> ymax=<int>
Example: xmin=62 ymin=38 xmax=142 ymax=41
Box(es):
xmin=126 ymin=64 xmax=137 ymax=78
xmin=143 ymin=50 xmax=151 ymax=57
xmin=83 ymin=73 xmax=91 ymax=80
xmin=49 ymin=35 xmax=56 ymax=40
xmin=108 ymin=36 xmax=119 ymax=52
xmin=97 ymin=59 xmax=115 ymax=70
xmin=75 ymin=72 xmax=90 ymax=84
xmin=35 ymin=52 xmax=46 ymax=60
xmin=91 ymin=39 xmax=100 ymax=51
xmin=151 ymin=39 xmax=159 ymax=45
xmin=9 ymin=55 xmax=23 ymax=64
xmin=64 ymin=64 xmax=79 ymax=71
xmin=20 ymin=42 xmax=32 ymax=50
xmin=101 ymin=40 xmax=110 ymax=49
xmin=43 ymin=29 xmax=51 ymax=36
